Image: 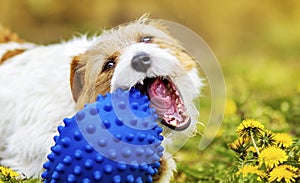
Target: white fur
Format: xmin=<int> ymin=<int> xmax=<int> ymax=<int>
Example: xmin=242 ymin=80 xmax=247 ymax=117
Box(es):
xmin=111 ymin=43 xmax=181 ymax=90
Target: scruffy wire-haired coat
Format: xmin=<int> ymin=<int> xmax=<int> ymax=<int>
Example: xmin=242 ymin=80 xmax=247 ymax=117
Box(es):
xmin=0 ymin=16 xmax=203 ymax=182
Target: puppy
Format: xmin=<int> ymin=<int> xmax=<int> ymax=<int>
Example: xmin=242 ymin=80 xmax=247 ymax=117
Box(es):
xmin=0 ymin=17 xmax=202 ymax=182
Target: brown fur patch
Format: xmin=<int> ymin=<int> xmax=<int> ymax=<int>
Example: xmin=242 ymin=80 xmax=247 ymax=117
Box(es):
xmin=154 ymin=40 xmax=195 ymax=71
xmin=93 ymin=52 xmax=120 ymax=100
xmin=94 ymin=69 xmax=114 ymax=97
xmin=152 ymin=159 xmax=166 ymax=181
xmin=93 ymin=53 xmax=120 ymax=103
xmin=70 ymin=54 xmax=85 ymax=102
xmin=75 ymin=51 xmax=120 ymax=109
xmin=0 ymin=49 xmax=26 ymax=64
xmin=0 ymin=26 xmax=23 ymax=43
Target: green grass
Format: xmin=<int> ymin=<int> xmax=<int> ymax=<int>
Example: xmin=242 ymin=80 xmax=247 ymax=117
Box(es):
xmin=172 ymin=55 xmax=300 ymax=182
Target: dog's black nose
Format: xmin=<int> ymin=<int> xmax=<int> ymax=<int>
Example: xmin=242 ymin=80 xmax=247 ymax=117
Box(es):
xmin=131 ymin=52 xmax=151 ymax=72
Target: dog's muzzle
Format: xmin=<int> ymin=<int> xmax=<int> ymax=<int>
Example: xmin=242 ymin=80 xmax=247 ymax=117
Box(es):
xmin=131 ymin=52 xmax=152 ymax=73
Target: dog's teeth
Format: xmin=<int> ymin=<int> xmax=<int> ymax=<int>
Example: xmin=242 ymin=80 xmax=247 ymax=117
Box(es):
xmin=170 ymin=120 xmax=177 ymax=126
xmin=175 ymin=96 xmax=179 ymax=103
xmin=140 ymin=80 xmax=144 ymax=85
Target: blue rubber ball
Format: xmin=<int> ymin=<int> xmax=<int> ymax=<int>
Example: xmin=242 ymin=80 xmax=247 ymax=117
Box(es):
xmin=41 ymin=88 xmax=164 ymax=183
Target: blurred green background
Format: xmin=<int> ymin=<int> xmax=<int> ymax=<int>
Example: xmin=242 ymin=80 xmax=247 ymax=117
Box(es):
xmin=1 ymin=1 xmax=299 ymax=182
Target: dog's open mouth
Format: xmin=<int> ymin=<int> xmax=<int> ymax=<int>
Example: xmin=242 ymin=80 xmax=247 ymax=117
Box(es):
xmin=134 ymin=77 xmax=191 ymax=131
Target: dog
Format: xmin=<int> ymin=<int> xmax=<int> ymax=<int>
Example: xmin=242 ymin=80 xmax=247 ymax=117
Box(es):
xmin=0 ymin=16 xmax=202 ymax=182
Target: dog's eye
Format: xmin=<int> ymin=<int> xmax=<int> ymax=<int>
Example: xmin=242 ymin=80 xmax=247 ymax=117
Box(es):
xmin=140 ymin=36 xmax=153 ymax=43
xmin=103 ymin=59 xmax=115 ymax=72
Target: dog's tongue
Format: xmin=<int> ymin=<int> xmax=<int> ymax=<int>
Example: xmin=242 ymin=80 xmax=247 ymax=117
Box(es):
xmin=147 ymin=79 xmax=186 ymax=128
xmin=148 ymin=80 xmax=170 ymax=111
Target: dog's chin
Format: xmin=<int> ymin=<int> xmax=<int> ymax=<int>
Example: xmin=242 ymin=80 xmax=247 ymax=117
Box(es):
xmin=132 ymin=76 xmax=191 ymax=131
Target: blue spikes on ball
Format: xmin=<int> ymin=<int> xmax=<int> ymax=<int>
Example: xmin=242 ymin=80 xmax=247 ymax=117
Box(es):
xmin=41 ymin=88 xmax=164 ymax=183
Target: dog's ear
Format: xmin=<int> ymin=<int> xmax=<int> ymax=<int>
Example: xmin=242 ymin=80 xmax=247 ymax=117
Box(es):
xmin=70 ymin=55 xmax=85 ymax=102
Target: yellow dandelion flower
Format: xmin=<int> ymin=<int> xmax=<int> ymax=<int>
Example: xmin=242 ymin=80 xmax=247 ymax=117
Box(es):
xmin=236 ymin=119 xmax=265 ymax=138
xmin=298 ymin=156 xmax=300 ymax=163
xmin=225 ymin=99 xmax=237 ymax=115
xmin=258 ymin=146 xmax=288 ymax=169
xmin=0 ymin=181 xmax=3 ymax=183
xmin=269 ymin=165 xmax=298 ymax=183
xmin=282 ymin=165 xmax=298 ymax=172
xmin=228 ymin=137 xmax=249 ymax=151
xmin=236 ymin=165 xmax=266 ymax=179
xmin=258 ymin=130 xmax=276 ymax=148
xmin=246 ymin=146 xmax=258 ymax=153
xmin=0 ymin=166 xmax=19 ymax=178
xmin=275 ymin=133 xmax=294 ymax=148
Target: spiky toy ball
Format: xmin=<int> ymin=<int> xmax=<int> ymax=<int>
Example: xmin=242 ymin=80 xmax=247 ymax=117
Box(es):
xmin=41 ymin=88 xmax=164 ymax=183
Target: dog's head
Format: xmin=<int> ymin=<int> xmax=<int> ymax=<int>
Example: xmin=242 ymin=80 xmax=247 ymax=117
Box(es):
xmin=70 ymin=17 xmax=203 ymax=139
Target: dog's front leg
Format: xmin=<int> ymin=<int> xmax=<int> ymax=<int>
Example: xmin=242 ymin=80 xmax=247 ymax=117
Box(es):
xmin=153 ymin=153 xmax=177 ymax=183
